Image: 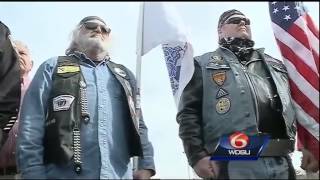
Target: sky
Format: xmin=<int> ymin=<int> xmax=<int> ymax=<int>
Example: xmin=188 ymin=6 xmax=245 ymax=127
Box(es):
xmin=0 ymin=2 xmax=319 ymax=179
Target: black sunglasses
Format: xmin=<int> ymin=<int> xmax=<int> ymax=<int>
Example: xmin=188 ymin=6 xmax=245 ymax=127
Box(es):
xmin=83 ymin=22 xmax=111 ymax=34
xmin=225 ymin=17 xmax=250 ymax=25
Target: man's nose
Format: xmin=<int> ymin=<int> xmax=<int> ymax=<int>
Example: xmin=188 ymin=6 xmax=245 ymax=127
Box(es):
xmin=94 ymin=26 xmax=102 ymax=33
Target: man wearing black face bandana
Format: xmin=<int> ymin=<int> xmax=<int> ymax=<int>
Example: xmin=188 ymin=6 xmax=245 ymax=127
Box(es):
xmin=176 ymin=9 xmax=314 ymax=179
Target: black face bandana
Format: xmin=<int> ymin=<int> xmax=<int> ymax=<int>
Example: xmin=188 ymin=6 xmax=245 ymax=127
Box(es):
xmin=219 ymin=37 xmax=255 ymax=63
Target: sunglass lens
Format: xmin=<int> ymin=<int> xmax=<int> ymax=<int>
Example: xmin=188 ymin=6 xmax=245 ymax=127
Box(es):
xmin=229 ymin=19 xmax=240 ymax=24
xmin=101 ymin=26 xmax=110 ymax=34
xmin=84 ymin=22 xmax=110 ymax=33
xmin=227 ymin=17 xmax=250 ymax=25
xmin=84 ymin=22 xmax=97 ymax=29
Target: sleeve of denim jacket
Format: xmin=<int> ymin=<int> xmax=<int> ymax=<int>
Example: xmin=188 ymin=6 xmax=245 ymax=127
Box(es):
xmin=176 ymin=59 xmax=208 ymax=167
xmin=126 ymin=68 xmax=156 ymax=176
xmin=16 ymin=57 xmax=57 ymax=179
xmin=137 ymin=111 xmax=155 ymax=176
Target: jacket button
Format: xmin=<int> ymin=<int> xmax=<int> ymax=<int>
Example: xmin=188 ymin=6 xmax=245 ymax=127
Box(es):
xmin=245 ymin=112 xmax=250 ymax=117
xmin=240 ymin=90 xmax=245 ymax=94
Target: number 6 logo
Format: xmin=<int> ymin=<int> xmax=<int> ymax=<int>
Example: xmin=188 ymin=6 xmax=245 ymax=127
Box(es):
xmin=229 ymin=132 xmax=249 ymax=149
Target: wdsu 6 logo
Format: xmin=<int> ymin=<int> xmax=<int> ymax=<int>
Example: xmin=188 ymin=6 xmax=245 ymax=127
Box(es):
xmin=211 ymin=132 xmax=270 ymax=161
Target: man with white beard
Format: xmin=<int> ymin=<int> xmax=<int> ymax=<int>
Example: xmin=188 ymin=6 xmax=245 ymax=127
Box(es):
xmin=16 ymin=16 xmax=155 ymax=179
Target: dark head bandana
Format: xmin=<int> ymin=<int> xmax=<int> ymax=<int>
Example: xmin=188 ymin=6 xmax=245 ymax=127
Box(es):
xmin=78 ymin=16 xmax=106 ymax=26
xmin=218 ymin=9 xmax=245 ymax=29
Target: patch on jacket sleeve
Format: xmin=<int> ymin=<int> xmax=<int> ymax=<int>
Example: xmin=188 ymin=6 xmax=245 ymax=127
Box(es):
xmin=53 ymin=95 xmax=75 ymax=111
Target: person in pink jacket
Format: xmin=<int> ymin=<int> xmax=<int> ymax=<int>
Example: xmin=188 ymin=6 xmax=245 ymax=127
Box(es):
xmin=0 ymin=40 xmax=33 ymax=178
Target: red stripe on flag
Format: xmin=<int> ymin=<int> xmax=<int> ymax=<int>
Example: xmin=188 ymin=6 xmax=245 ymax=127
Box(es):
xmin=305 ymin=14 xmax=319 ymax=39
xmin=289 ymin=79 xmax=319 ymax=123
xmin=297 ymin=123 xmax=319 ymax=161
xmin=288 ymin=23 xmax=311 ymax=50
xmin=276 ymin=40 xmax=319 ymax=91
xmin=312 ymin=49 xmax=319 ymax=74
xmin=288 ymin=24 xmax=319 ymax=73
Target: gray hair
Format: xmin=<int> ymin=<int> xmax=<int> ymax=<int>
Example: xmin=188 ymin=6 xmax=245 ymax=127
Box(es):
xmin=65 ymin=25 xmax=82 ymax=55
xmin=65 ymin=24 xmax=110 ymax=58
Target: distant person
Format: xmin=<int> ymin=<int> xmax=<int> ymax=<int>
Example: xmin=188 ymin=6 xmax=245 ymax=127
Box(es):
xmin=0 ymin=40 xmax=33 ymax=178
xmin=0 ymin=21 xmax=20 ymax=151
xmin=177 ymin=9 xmax=317 ymax=179
xmin=17 ymin=16 xmax=155 ymax=179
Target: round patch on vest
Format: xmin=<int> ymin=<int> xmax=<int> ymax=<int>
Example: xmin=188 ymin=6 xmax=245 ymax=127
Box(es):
xmin=216 ymin=97 xmax=231 ymax=114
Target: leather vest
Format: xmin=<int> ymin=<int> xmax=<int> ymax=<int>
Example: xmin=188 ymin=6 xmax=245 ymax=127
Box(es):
xmin=196 ymin=48 xmax=296 ymax=153
xmin=44 ymin=56 xmax=83 ymax=168
xmin=43 ymin=56 xmax=143 ymax=173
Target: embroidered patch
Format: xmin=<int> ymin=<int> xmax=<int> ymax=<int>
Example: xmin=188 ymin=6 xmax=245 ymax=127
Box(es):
xmin=57 ymin=66 xmax=80 ymax=74
xmin=53 ymin=95 xmax=75 ymax=111
xmin=211 ymin=55 xmax=223 ymax=62
xmin=209 ymin=55 xmax=224 ymax=66
xmin=212 ymin=71 xmax=226 ymax=86
xmin=216 ymin=97 xmax=231 ymax=114
xmin=114 ymin=67 xmax=127 ymax=78
xmin=216 ymin=88 xmax=229 ymax=99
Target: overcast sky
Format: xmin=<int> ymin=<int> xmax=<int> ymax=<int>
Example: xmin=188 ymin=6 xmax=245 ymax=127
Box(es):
xmin=0 ymin=2 xmax=318 ymax=178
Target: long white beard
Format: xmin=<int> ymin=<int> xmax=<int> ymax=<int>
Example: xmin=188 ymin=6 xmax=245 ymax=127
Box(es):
xmin=75 ymin=32 xmax=109 ymax=57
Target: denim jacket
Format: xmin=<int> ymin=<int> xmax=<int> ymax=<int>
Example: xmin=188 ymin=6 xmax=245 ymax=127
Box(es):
xmin=17 ymin=53 xmax=155 ymax=179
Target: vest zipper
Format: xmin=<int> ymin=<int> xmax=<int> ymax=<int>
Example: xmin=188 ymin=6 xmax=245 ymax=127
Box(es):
xmin=221 ymin=47 xmax=260 ymax=127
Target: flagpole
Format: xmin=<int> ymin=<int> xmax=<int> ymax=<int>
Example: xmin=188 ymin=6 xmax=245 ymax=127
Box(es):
xmin=133 ymin=2 xmax=144 ymax=172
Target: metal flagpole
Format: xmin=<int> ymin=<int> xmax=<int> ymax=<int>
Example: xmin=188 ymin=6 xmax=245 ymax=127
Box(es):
xmin=132 ymin=2 xmax=144 ymax=172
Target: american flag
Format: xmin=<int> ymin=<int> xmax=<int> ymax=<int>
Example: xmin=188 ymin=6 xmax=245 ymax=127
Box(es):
xmin=268 ymin=1 xmax=319 ymax=160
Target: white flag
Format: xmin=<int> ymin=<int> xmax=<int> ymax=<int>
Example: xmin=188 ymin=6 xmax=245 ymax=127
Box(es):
xmin=137 ymin=2 xmax=194 ymax=106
